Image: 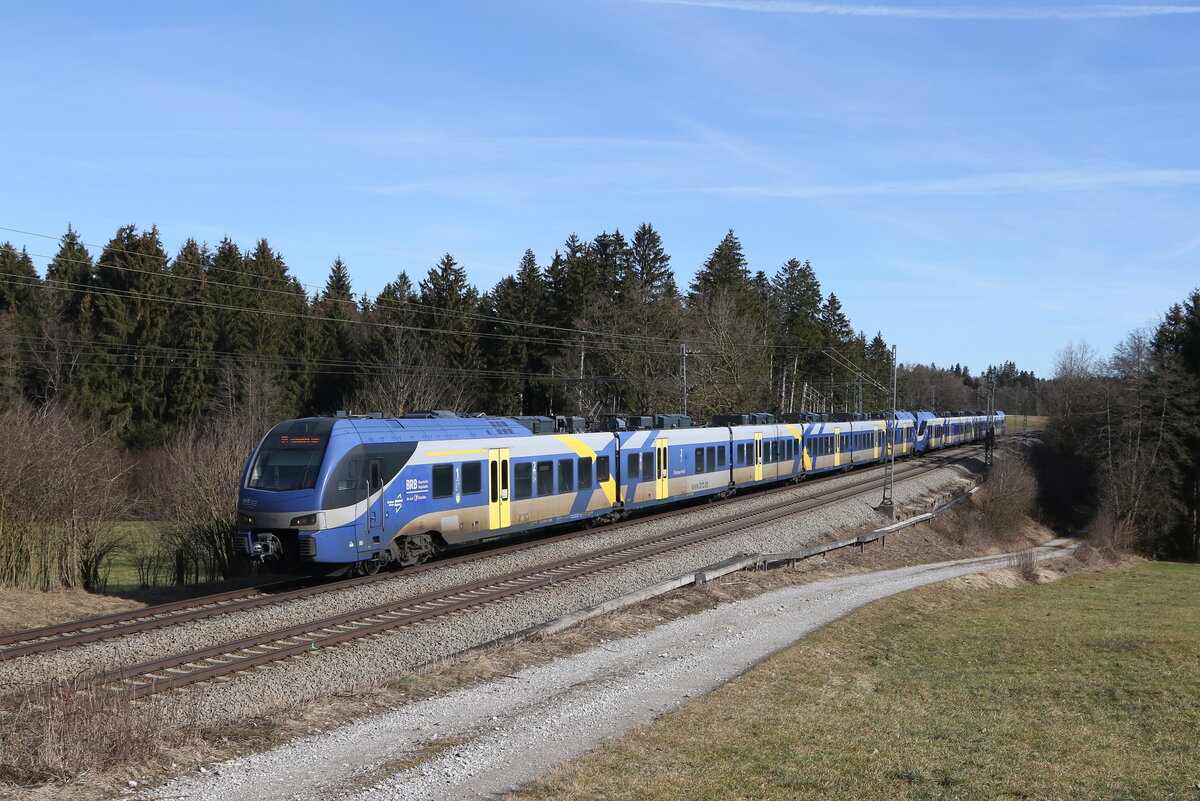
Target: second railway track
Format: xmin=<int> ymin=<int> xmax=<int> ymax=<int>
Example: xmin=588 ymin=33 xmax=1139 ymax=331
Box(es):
xmin=4 ymin=449 xmax=979 ymax=703
xmin=1 ymin=449 xmax=972 ymax=662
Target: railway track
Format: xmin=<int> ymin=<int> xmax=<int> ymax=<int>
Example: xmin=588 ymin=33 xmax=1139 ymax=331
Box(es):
xmin=0 ymin=449 xmax=978 ymax=664
xmin=5 ymin=450 xmax=979 ymax=702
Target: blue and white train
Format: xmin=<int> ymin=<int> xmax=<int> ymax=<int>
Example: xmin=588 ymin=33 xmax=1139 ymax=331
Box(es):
xmin=235 ymin=410 xmax=1004 ymax=574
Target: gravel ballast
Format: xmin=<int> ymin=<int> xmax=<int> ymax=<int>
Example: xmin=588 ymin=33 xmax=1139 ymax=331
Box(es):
xmin=149 ymin=460 xmax=979 ymax=727
xmin=134 ymin=538 xmax=1076 ymax=801
xmin=2 ymin=457 xmax=976 ymax=716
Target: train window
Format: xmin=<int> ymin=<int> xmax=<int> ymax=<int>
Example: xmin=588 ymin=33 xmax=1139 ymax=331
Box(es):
xmin=558 ymin=459 xmax=574 ymax=493
xmin=642 ymin=451 xmax=654 ymax=479
xmin=537 ymin=461 xmax=554 ymax=496
xmin=490 ymin=461 xmax=498 ymax=503
xmin=335 ymin=458 xmax=362 ymax=494
xmin=627 ymin=453 xmax=639 ymax=480
xmin=462 ymin=462 xmax=482 ymax=495
xmin=717 ymin=445 xmax=726 ymax=467
xmin=514 ymin=463 xmax=532 ymax=499
xmin=432 ymin=464 xmax=453 ymax=499
xmin=578 ymin=457 xmax=593 ymax=490
xmin=596 ymin=456 xmax=610 ymax=483
xmin=695 ymin=447 xmax=705 ymax=474
xmin=772 ymin=441 xmax=781 ymax=462
xmin=706 ymin=446 xmax=715 ymax=471
xmin=736 ymin=443 xmax=745 ymax=464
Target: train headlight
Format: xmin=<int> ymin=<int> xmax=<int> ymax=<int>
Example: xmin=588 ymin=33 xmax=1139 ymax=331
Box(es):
xmin=290 ymin=513 xmax=317 ymax=527
xmin=238 ymin=513 xmax=256 ymax=526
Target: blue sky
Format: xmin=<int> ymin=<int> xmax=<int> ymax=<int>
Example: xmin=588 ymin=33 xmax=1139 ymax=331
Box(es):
xmin=2 ymin=1 xmax=1198 ymax=377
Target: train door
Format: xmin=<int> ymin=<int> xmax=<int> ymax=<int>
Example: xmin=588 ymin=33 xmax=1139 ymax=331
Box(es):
xmin=833 ymin=427 xmax=842 ymax=467
xmin=487 ymin=448 xmax=511 ymax=530
xmin=654 ymin=438 xmax=669 ymax=500
xmin=753 ymin=432 xmax=763 ymax=482
xmin=367 ymin=458 xmax=384 ymax=544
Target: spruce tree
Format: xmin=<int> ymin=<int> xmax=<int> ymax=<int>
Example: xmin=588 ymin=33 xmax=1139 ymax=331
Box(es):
xmin=418 ymin=253 xmax=483 ymax=408
xmin=0 ymin=243 xmax=38 ymax=315
xmin=44 ymin=226 xmax=93 ymax=328
xmin=34 ymin=228 xmax=95 ymax=405
xmin=245 ymin=238 xmax=310 ymax=416
xmin=209 ymin=237 xmax=249 ymax=357
xmin=310 ymin=257 xmax=358 ymax=413
xmin=162 ymin=238 xmax=216 ymax=430
xmin=820 ymin=292 xmax=853 ymax=347
xmin=592 ymin=230 xmax=632 ymax=297
xmin=0 ymin=243 xmax=40 ymax=404
xmin=79 ymin=225 xmax=172 ymax=447
xmin=689 ymin=229 xmax=750 ymax=303
xmin=480 ymin=249 xmax=553 ymax=414
xmin=629 ymin=222 xmax=676 ymax=300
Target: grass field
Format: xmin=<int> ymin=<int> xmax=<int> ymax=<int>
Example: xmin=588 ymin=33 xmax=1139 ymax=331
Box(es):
xmin=517 ymin=562 xmax=1200 ymax=800
xmin=1005 ymin=414 xmax=1048 ymax=432
xmin=102 ymin=521 xmax=166 ymax=591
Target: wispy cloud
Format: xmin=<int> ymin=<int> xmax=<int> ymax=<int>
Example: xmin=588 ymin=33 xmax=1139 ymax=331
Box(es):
xmin=638 ymin=0 xmax=1200 ymax=20
xmin=702 ymin=168 xmax=1200 ymax=197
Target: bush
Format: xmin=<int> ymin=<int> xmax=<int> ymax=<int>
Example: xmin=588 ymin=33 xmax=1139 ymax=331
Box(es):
xmin=147 ymin=414 xmax=270 ymax=583
xmin=977 ymin=453 xmax=1037 ymax=539
xmin=1087 ymin=508 xmax=1140 ymax=554
xmin=0 ymin=402 xmax=131 ymax=590
xmin=0 ymin=677 xmax=171 ymax=786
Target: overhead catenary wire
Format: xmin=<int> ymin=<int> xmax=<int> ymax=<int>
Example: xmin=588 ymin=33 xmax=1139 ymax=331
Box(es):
xmin=0 ymin=226 xmax=710 ymax=352
xmin=0 ymin=227 xmax=860 ymax=355
xmin=0 ymin=231 xmax=900 ymax=410
xmin=0 ymin=266 xmax=684 ymax=360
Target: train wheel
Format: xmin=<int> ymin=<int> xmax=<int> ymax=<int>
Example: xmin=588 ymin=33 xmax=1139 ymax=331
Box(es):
xmin=352 ymin=555 xmax=384 ymax=577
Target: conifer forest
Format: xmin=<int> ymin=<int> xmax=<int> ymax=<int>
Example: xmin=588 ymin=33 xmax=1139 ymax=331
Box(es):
xmin=0 ymin=223 xmax=1040 ymax=449
xmin=4 ymin=221 xmax=1199 ymax=589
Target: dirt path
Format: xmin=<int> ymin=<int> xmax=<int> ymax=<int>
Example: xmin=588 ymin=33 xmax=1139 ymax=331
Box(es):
xmin=135 ymin=540 xmax=1076 ymax=801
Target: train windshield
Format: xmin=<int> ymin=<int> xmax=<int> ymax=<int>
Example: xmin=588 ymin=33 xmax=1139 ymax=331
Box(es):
xmin=245 ymin=419 xmax=334 ymax=492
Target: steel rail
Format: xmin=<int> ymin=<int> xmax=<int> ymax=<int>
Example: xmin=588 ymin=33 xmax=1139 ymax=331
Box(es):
xmin=77 ymin=454 xmax=966 ymax=700
xmin=0 ymin=448 xmax=978 ymax=662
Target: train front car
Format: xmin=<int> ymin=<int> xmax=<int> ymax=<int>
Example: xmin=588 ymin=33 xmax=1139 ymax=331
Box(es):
xmin=236 ymin=415 xmax=541 ymax=575
xmin=236 ymin=417 xmax=352 ymax=573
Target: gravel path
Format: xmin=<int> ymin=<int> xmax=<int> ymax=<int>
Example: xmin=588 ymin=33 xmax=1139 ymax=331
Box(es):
xmin=131 ymin=537 xmax=1075 ymax=801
